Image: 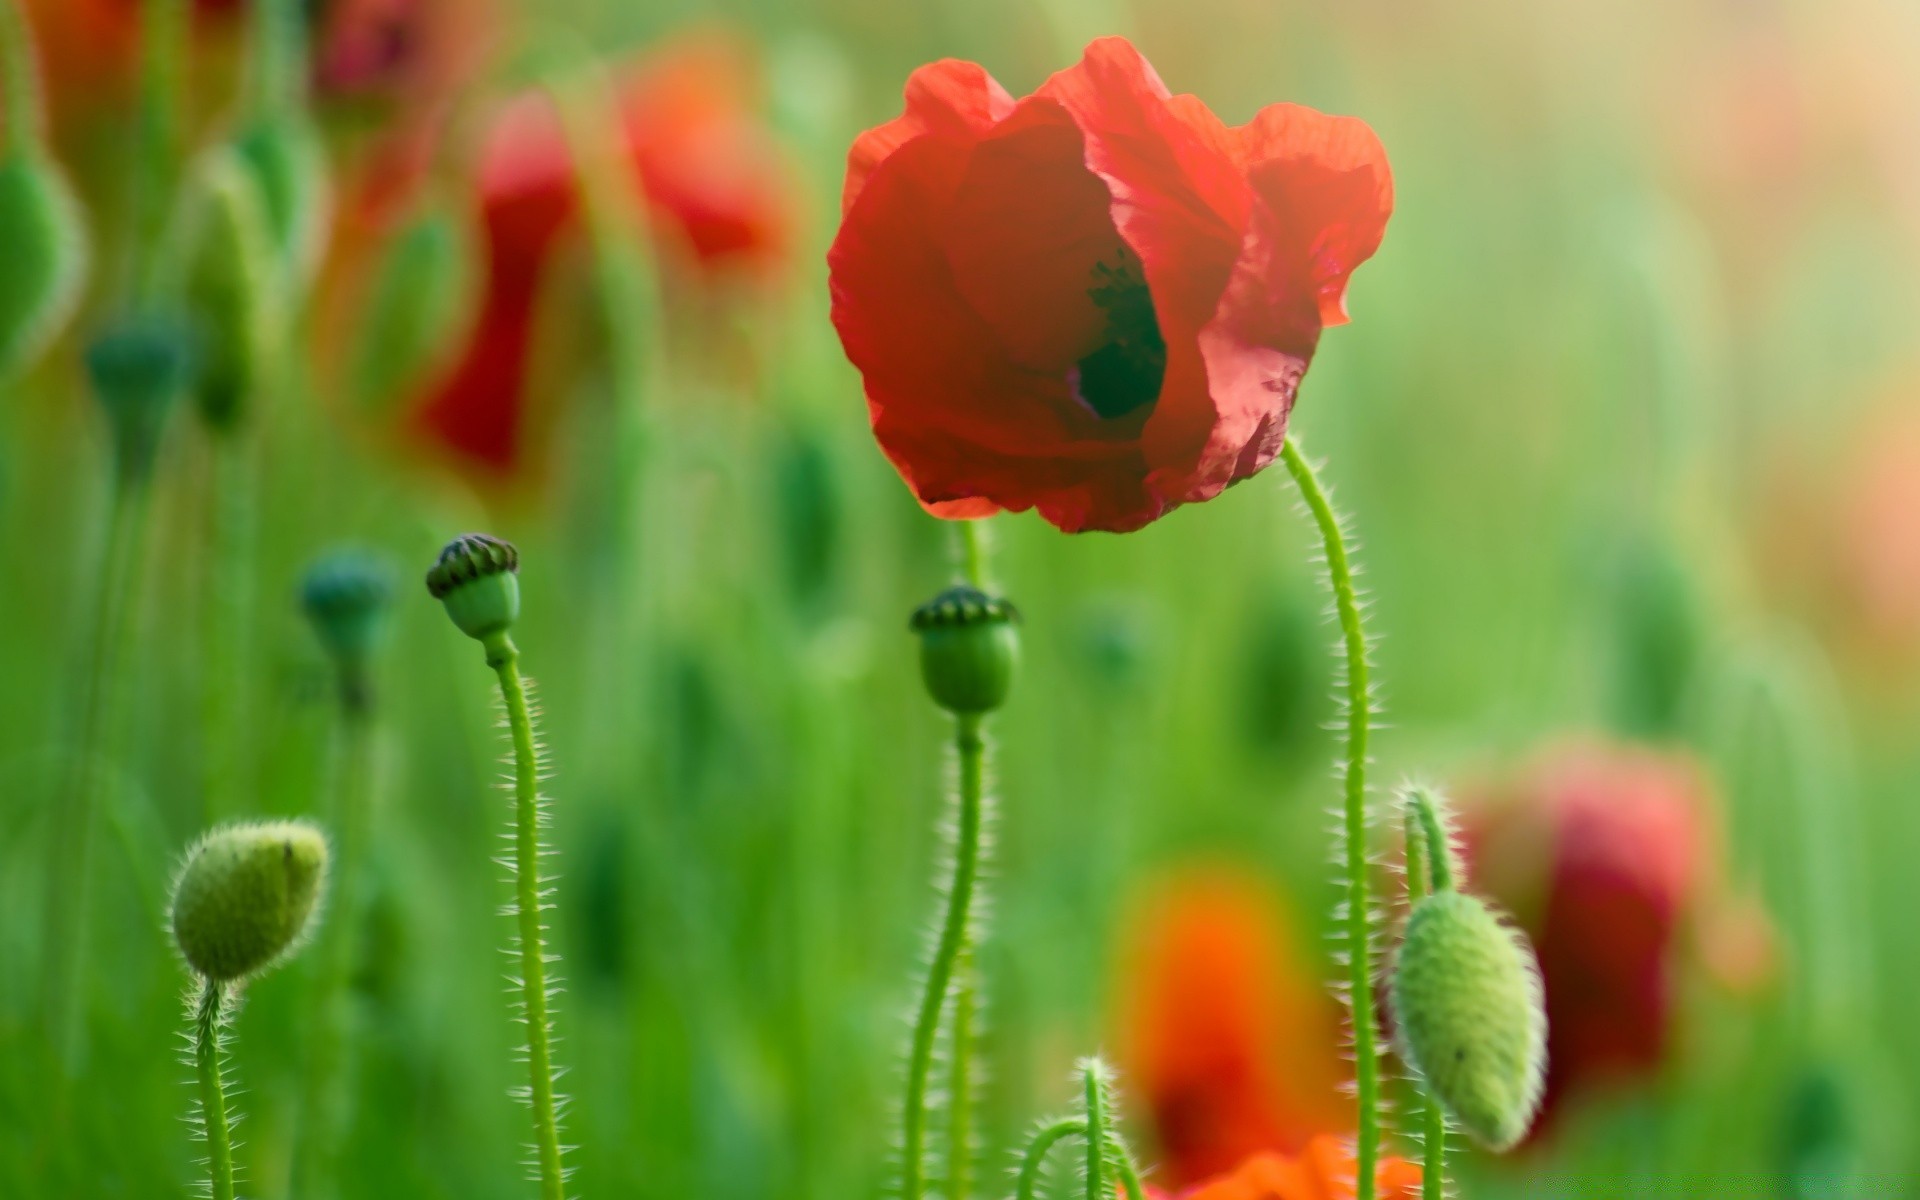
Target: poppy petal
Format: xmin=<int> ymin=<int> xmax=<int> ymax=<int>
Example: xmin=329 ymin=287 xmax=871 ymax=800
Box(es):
xmin=843 ymin=59 xmax=1015 ymax=214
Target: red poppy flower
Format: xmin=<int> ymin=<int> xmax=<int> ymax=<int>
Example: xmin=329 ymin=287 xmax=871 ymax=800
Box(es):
xmin=1146 ymin=1138 xmax=1422 ymax=1200
xmin=407 ymin=33 xmax=794 ymax=477
xmin=1117 ymin=869 xmax=1352 ymax=1193
xmin=828 ymin=36 xmax=1391 ymax=533
xmin=1459 ymin=742 xmax=1772 ymax=1137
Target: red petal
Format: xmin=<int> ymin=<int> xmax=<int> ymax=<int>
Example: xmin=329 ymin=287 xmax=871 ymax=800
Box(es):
xmin=842 ymin=59 xmax=1014 ymax=215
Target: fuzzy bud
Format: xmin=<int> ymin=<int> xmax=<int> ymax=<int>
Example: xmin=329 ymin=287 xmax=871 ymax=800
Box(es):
xmin=1391 ymin=890 xmax=1547 ymax=1150
xmin=0 ymin=153 xmax=89 ymax=378
xmin=169 ymin=820 xmax=329 ymax=983
xmin=301 ymin=548 xmax=394 ymax=708
xmin=86 ymin=316 xmax=194 ymax=483
xmin=425 ymin=533 xmax=520 ymax=641
xmin=182 ymin=147 xmax=280 ymax=432
xmin=909 ymin=584 xmax=1019 ymax=715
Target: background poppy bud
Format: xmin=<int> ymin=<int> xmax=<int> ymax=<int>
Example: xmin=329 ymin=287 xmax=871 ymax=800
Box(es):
xmin=1391 ymin=890 xmax=1547 ymax=1151
xmin=182 ymin=147 xmax=280 ymax=432
xmin=234 ymin=114 xmax=331 ymax=290
xmin=86 ymin=315 xmax=194 ymax=483
xmin=0 ymin=152 xmax=89 ymax=378
xmin=425 ymin=532 xmax=521 ymax=641
xmin=168 ymin=819 xmax=330 ymax=983
xmin=909 ymin=584 xmax=1019 ymax=715
xmin=301 ymin=547 xmax=394 ymax=708
xmin=348 ymin=207 xmax=468 ymax=415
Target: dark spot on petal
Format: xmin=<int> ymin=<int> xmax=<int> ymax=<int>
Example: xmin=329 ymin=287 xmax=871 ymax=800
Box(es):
xmin=1072 ymin=245 xmax=1166 ymax=421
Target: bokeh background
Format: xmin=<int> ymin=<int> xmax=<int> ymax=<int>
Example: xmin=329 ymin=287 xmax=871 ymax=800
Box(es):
xmin=3 ymin=0 xmax=1918 ymax=1195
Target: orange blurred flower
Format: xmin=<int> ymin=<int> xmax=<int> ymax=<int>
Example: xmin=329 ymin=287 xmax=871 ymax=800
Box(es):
xmin=1459 ymin=741 xmax=1772 ymax=1138
xmin=1150 ymin=1138 xmax=1421 ymax=1200
xmin=402 ymin=30 xmax=794 ymax=479
xmin=1117 ymin=868 xmax=1352 ymax=1193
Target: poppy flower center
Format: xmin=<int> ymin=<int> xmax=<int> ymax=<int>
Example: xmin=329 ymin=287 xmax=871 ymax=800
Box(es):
xmin=1072 ymin=245 xmax=1166 ymax=421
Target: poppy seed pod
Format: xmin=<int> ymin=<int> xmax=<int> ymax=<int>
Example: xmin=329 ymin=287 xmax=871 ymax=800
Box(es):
xmin=425 ymin=533 xmax=520 ymax=641
xmin=183 ymin=148 xmax=280 ymax=432
xmin=1391 ymin=890 xmax=1547 ymax=1151
xmin=301 ymin=549 xmax=394 ymax=706
xmin=909 ymin=584 xmax=1019 ymax=714
xmin=0 ymin=153 xmax=89 ymax=378
xmin=86 ymin=316 xmax=195 ymax=483
xmin=169 ymin=820 xmax=330 ymax=983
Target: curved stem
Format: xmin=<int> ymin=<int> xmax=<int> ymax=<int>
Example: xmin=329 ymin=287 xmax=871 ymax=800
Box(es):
xmin=247 ymin=0 xmax=303 ymax=118
xmin=1082 ymin=1063 xmax=1108 ymax=1200
xmin=42 ymin=478 xmax=154 ymax=1063
xmin=947 ymin=947 xmax=976 ymax=1200
xmin=194 ymin=982 xmax=236 ymax=1200
xmin=1106 ymin=1132 xmax=1147 ymax=1200
xmin=1402 ymin=794 xmax=1447 ymax=1200
xmin=0 ymin=0 xmax=44 ymax=151
xmin=483 ymin=631 xmax=568 ymax=1200
xmin=1015 ymin=1119 xmax=1086 ymax=1200
xmin=1280 ymin=438 xmax=1380 ymax=1199
xmin=901 ymin=713 xmax=985 ymax=1200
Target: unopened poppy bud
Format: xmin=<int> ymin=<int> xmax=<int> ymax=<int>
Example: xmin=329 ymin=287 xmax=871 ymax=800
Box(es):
xmin=169 ymin=820 xmax=330 ymax=983
xmin=349 ymin=209 xmax=467 ymax=414
xmin=86 ymin=316 xmax=194 ymax=483
xmin=909 ymin=584 xmax=1019 ymax=714
xmin=301 ymin=548 xmax=393 ymax=709
xmin=425 ymin=533 xmax=521 ymax=641
xmin=1391 ymin=890 xmax=1547 ymax=1151
xmin=183 ymin=148 xmax=279 ymax=432
xmin=0 ymin=153 xmax=88 ymax=377
xmin=235 ymin=114 xmax=330 ymax=289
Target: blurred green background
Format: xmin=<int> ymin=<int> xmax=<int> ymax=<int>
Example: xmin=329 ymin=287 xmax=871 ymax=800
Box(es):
xmin=2 ymin=0 xmax=1918 ymax=1195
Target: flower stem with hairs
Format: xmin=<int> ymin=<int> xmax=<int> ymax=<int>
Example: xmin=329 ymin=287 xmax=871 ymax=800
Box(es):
xmin=192 ymin=983 xmax=238 ymax=1200
xmin=1403 ymin=788 xmax=1452 ymax=1200
xmin=1280 ymin=437 xmax=1382 ymax=1199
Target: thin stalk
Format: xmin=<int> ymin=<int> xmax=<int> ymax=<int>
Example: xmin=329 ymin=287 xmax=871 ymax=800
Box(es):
xmin=246 ymin=0 xmax=303 ymax=118
xmin=193 ymin=982 xmax=237 ymax=1200
xmin=481 ymin=630 xmax=568 ymax=1200
xmin=947 ymin=947 xmax=976 ymax=1200
xmin=1082 ymin=1063 xmax=1107 ymax=1200
xmin=42 ymin=479 xmax=155 ymax=1062
xmin=957 ymin=519 xmax=987 ymax=589
xmin=1279 ymin=437 xmax=1380 ymax=1199
xmin=1403 ymin=791 xmax=1448 ymax=1200
xmin=297 ymin=702 xmax=375 ymax=1198
xmin=130 ymin=0 xmax=188 ymax=305
xmin=0 ymin=0 xmax=44 ymax=151
xmin=200 ymin=435 xmax=254 ymax=825
xmin=1014 ymin=1118 xmax=1085 ymax=1200
xmin=901 ymin=712 xmax=985 ymax=1200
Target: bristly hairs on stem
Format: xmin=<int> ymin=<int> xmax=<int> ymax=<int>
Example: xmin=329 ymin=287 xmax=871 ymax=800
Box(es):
xmin=1399 ymin=784 xmax=1456 ymax=1200
xmin=1011 ymin=1059 xmax=1149 ymax=1200
xmin=1280 ymin=437 xmax=1386 ymax=1200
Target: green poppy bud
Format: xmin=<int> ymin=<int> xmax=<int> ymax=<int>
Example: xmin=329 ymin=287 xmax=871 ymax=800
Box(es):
xmin=234 ymin=114 xmax=329 ymax=290
xmin=1391 ymin=890 xmax=1547 ymax=1151
xmin=169 ymin=820 xmax=330 ymax=983
xmin=182 ymin=148 xmax=280 ymax=432
xmin=425 ymin=533 xmax=521 ymax=641
xmin=0 ymin=152 xmax=88 ymax=378
xmin=909 ymin=584 xmax=1019 ymax=715
xmin=348 ymin=208 xmax=467 ymax=414
xmin=86 ymin=316 xmax=194 ymax=483
xmin=301 ymin=548 xmax=394 ymax=709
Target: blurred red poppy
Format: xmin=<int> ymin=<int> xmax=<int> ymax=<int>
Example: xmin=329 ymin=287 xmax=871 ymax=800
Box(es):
xmin=1147 ymin=1137 xmax=1422 ymax=1200
xmin=1459 ymin=742 xmax=1772 ymax=1137
xmin=1117 ymin=869 xmax=1352 ymax=1192
xmin=828 ymin=36 xmax=1392 ymax=533
xmin=408 ymin=33 xmax=794 ymax=477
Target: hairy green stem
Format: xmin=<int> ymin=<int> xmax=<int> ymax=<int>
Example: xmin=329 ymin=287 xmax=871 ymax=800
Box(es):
xmin=1082 ymin=1064 xmax=1107 ymax=1200
xmin=948 ymin=947 xmax=976 ymax=1200
xmin=297 ymin=703 xmax=375 ymax=1198
xmin=1015 ymin=1119 xmax=1085 ymax=1200
xmin=194 ymin=982 xmax=236 ymax=1200
xmin=1403 ymin=791 xmax=1448 ymax=1200
xmin=1107 ymin=1133 xmax=1147 ymax=1200
xmin=902 ymin=712 xmax=985 ymax=1200
xmin=482 ymin=630 xmax=568 ymax=1200
xmin=0 ymin=0 xmax=43 ymax=151
xmin=1280 ymin=437 xmax=1380 ymax=1199
xmin=42 ymin=479 xmax=154 ymax=1064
